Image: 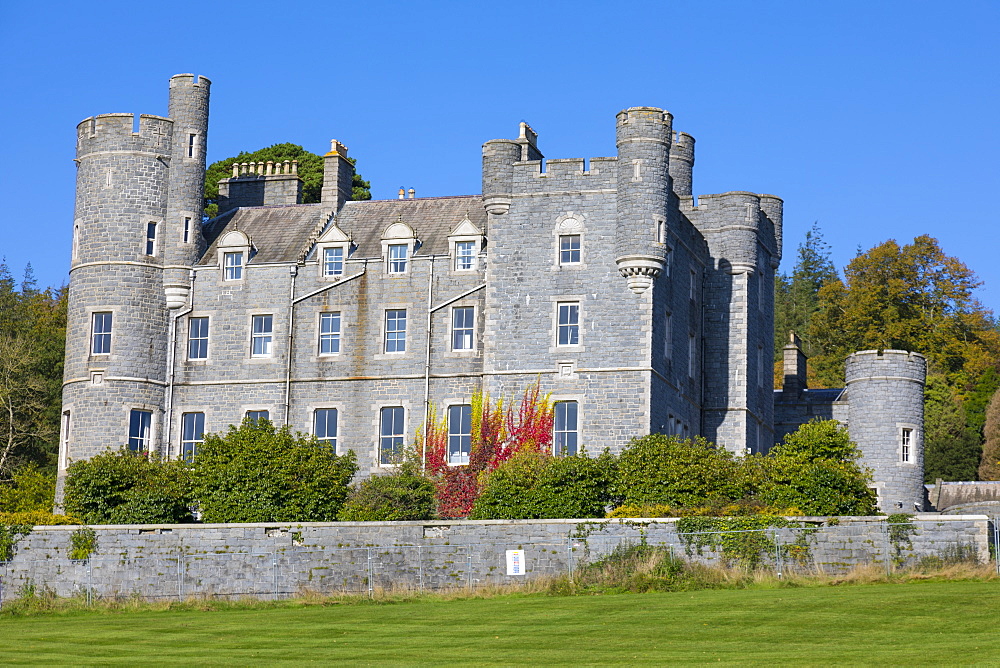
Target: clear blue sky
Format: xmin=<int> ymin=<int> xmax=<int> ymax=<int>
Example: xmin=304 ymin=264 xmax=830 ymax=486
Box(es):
xmin=1 ymin=1 xmax=997 ymax=312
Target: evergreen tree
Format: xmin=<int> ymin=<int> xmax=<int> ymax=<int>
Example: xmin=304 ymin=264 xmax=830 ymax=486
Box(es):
xmin=978 ymin=388 xmax=1000 ymax=480
xmin=923 ymin=375 xmax=982 ymax=482
xmin=203 ymin=143 xmax=371 ymax=218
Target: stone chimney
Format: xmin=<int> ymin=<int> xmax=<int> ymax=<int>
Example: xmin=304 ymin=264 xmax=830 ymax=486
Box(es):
xmin=782 ymin=331 xmax=808 ymax=398
xmin=320 ymin=140 xmax=354 ymax=210
xmin=217 ymin=160 xmax=302 ymax=211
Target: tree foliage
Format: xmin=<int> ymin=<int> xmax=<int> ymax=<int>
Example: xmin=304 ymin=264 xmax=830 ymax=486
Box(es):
xmin=337 ymin=462 xmax=436 ymax=522
xmin=203 ymin=143 xmax=372 ymax=218
xmin=63 ymin=448 xmax=194 ymax=524
xmin=922 ymin=375 xmax=982 ymax=482
xmin=0 ymin=263 xmax=66 ymax=477
xmin=979 ymin=388 xmax=1000 ymax=480
xmin=190 ymin=419 xmax=357 ymax=523
xmin=0 ymin=463 xmax=55 ymax=513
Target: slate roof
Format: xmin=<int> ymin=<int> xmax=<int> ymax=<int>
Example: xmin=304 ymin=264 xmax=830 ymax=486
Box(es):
xmin=200 ymin=196 xmax=486 ymax=266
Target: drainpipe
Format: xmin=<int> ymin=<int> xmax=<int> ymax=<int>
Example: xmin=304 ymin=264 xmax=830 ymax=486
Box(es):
xmin=422 ymin=257 xmax=436 ymax=471
xmin=283 ymin=265 xmax=298 ymax=426
xmin=164 ymin=270 xmax=195 ymax=457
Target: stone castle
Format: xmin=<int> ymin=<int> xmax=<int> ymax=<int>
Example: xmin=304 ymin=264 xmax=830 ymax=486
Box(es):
xmin=57 ymin=74 xmax=926 ymax=512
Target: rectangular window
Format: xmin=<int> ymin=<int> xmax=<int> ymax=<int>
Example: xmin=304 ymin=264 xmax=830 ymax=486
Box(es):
xmin=689 ymin=269 xmax=697 ymax=300
xmin=664 ymin=312 xmax=672 ymax=361
xmin=559 ymin=235 xmax=581 ymax=264
xmin=385 ymin=309 xmax=407 ymax=353
xmin=246 ymin=410 xmax=269 ymax=424
xmin=251 ymin=315 xmax=273 ymax=357
xmin=554 ymin=401 xmax=578 ymax=455
xmin=128 ymin=409 xmax=152 ymax=452
xmin=188 ymin=316 xmax=209 ymax=360
xmin=448 ymin=405 xmax=472 ymax=465
xmin=557 ymin=302 xmax=580 ymax=346
xmin=188 ymin=133 xmax=196 ymax=158
xmin=314 ymin=408 xmax=338 ymax=449
xmin=388 ymin=244 xmax=408 ymax=273
xmin=757 ymin=345 xmax=764 ymax=388
xmin=146 ymin=222 xmax=157 ymax=256
xmin=455 ymin=241 xmax=475 ymax=270
xmin=452 ymin=306 xmax=474 ymax=351
xmin=688 ymin=333 xmax=696 ymax=378
xmin=319 ymin=312 xmax=342 ymax=355
xmin=181 ymin=412 xmax=204 ymax=461
xmin=183 ymin=217 xmax=191 ymax=244
xmin=92 ymin=312 xmax=112 ymax=354
xmin=323 ymin=247 xmax=344 ymax=277
xmin=224 ymin=251 xmax=244 ymax=281
xmin=901 ymin=428 xmax=912 ymax=463
xmin=380 ymin=406 xmax=405 ymax=465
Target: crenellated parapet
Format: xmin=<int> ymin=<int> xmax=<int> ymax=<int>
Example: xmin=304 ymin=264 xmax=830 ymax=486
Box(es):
xmin=668 ymin=131 xmax=695 ymax=197
xmin=76 ymin=114 xmax=174 ymax=158
xmin=683 ymin=191 xmax=782 ymax=274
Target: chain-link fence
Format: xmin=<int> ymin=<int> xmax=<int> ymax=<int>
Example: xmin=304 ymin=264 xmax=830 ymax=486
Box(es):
xmin=2 ymin=519 xmax=996 ymax=606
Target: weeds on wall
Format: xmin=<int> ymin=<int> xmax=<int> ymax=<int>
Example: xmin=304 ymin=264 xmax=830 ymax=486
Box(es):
xmin=676 ymin=516 xmax=818 ymax=569
xmin=69 ymin=526 xmax=98 ymax=561
xmin=0 ymin=523 xmax=31 ymax=562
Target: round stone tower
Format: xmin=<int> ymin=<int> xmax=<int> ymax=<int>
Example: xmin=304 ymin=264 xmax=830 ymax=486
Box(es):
xmin=614 ymin=107 xmax=672 ymax=294
xmin=845 ymin=350 xmax=927 ymax=512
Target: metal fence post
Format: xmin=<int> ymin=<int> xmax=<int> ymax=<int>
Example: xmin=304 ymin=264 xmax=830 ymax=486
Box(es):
xmin=567 ymin=536 xmax=574 ymax=583
xmin=86 ymin=558 xmax=93 ymax=606
xmin=773 ymin=530 xmax=782 ymax=579
xmin=466 ymin=547 xmax=472 ymax=590
xmin=418 ymin=545 xmax=424 ymax=592
xmin=366 ymin=548 xmax=373 ymax=599
xmin=272 ymin=552 xmax=278 ymax=600
xmin=994 ymin=517 xmax=999 ymax=576
xmin=885 ymin=527 xmax=892 ymax=576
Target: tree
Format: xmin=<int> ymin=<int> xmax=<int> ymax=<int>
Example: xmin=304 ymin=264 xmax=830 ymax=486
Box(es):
xmin=923 ymin=375 xmax=981 ymax=481
xmin=190 ymin=419 xmax=357 ymax=523
xmin=203 ymin=143 xmax=372 ymax=218
xmin=773 ymin=223 xmax=838 ymax=366
xmin=979 ymin=388 xmax=1000 ymax=480
xmin=64 ymin=448 xmax=194 ymax=524
xmin=337 ymin=462 xmax=436 ymax=521
xmin=808 ymin=235 xmax=1000 ymax=390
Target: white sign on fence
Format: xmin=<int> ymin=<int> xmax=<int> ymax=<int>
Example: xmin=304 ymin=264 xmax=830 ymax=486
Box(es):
xmin=506 ymin=549 xmax=526 ymax=575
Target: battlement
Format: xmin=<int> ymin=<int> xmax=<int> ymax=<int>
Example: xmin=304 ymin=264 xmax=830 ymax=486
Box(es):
xmin=76 ymin=113 xmax=173 ymax=157
xmin=169 ymin=73 xmax=211 ymax=88
xmin=510 ymin=156 xmax=617 ymax=192
xmin=845 ymin=350 xmax=927 ymax=384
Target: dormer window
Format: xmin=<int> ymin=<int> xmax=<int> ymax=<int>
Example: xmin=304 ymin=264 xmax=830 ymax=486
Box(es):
xmin=217 ymin=230 xmax=252 ymax=282
xmin=388 ymin=244 xmax=408 ymax=273
xmin=315 ymin=220 xmax=352 ymax=280
xmin=224 ymin=252 xmax=244 ymax=280
xmin=381 ymin=220 xmax=418 ymax=276
xmin=447 ymin=216 xmax=484 ymax=273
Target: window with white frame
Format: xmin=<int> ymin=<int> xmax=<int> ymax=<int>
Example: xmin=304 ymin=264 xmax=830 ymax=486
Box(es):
xmin=92 ymin=312 xmax=112 ymax=354
xmin=901 ymin=428 xmax=912 ymax=463
xmin=388 ymin=244 xmax=408 ymax=274
xmin=559 ymin=235 xmax=581 ymax=265
xmin=385 ymin=309 xmax=407 ymax=353
xmin=188 ymin=317 xmax=208 ymax=360
xmin=553 ymin=401 xmax=579 ymax=455
xmin=146 ymin=222 xmax=157 ymax=256
xmin=319 ymin=312 xmax=341 ymax=354
xmin=251 ymin=315 xmax=273 ymax=357
xmin=314 ymin=408 xmax=338 ymax=449
xmin=452 ymin=306 xmax=474 ymax=351
xmin=323 ymin=246 xmax=344 ymax=277
xmin=380 ymin=406 xmax=405 ymax=465
xmin=448 ymin=405 xmax=472 ymax=465
xmin=128 ymin=409 xmax=152 ymax=452
xmin=181 ymin=412 xmax=204 ymax=461
xmin=224 ymin=251 xmax=244 ymax=281
xmin=246 ymin=410 xmax=269 ymax=425
xmin=557 ymin=302 xmax=580 ymax=346
xmin=455 ymin=241 xmax=476 ymax=270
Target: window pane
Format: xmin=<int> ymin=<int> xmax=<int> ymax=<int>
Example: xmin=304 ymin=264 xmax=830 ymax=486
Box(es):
xmin=146 ymin=222 xmax=157 ymax=255
xmin=188 ymin=317 xmax=208 ymax=359
xmin=452 ymin=307 xmax=474 ymax=350
xmin=559 ymin=235 xmax=580 ymax=264
xmin=388 ymin=244 xmax=408 ymax=273
xmin=315 ymin=408 xmax=338 ymax=449
xmin=246 ymin=410 xmax=269 ymax=425
xmin=557 ymin=303 xmax=579 ymax=346
xmin=128 ymin=409 xmax=152 ymax=452
xmin=92 ymin=312 xmax=112 ymax=354
xmin=181 ymin=412 xmax=204 ymax=461
xmin=224 ymin=252 xmax=243 ymax=280
xmin=320 ymin=312 xmax=341 ymax=354
xmin=385 ymin=309 xmax=407 ymax=353
xmin=252 ymin=315 xmax=273 ymax=356
xmin=448 ymin=405 xmax=472 ymax=465
xmin=456 ymin=241 xmax=475 ymax=270
xmin=380 ymin=407 xmax=404 ymax=464
xmin=553 ymin=401 xmax=578 ymax=456
xmin=323 ymin=247 xmax=344 ymax=276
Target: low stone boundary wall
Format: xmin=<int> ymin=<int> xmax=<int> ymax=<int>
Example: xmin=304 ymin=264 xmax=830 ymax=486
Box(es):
xmin=1 ymin=515 xmax=992 ymax=602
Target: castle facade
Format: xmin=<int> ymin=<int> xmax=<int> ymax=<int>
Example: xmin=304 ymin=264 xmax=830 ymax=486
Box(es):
xmin=57 ymin=74 xmax=925 ymax=512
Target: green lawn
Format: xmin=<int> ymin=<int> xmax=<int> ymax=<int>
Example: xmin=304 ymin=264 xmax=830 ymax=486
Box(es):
xmin=2 ymin=581 xmax=999 ymax=665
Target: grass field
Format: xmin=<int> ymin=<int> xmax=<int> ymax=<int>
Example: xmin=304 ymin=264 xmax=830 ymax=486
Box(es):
xmin=2 ymin=580 xmax=999 ymax=665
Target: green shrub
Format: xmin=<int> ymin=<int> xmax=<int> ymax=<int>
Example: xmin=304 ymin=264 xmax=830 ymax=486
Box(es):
xmin=470 ymin=449 xmax=614 ymax=520
xmin=191 ymin=419 xmax=357 ymax=523
xmin=0 ymin=511 xmax=79 ymax=525
xmin=0 ymin=464 xmax=56 ymax=513
xmin=0 ymin=523 xmax=31 ymax=561
xmin=64 ymin=448 xmax=194 ymax=524
xmin=614 ymin=434 xmax=743 ymax=508
xmin=69 ymin=526 xmax=97 ymax=560
xmin=338 ymin=464 xmax=436 ymax=521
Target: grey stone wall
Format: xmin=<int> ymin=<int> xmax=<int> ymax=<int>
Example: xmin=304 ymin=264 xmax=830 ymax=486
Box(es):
xmin=2 ymin=516 xmax=988 ymax=601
